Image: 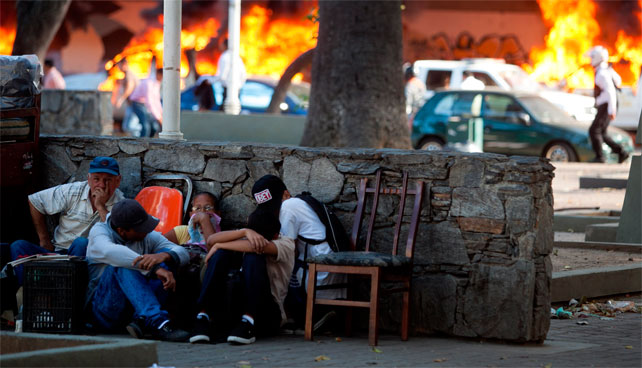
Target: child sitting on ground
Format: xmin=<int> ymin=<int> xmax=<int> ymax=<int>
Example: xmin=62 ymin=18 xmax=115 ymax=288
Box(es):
xmin=164 ymin=192 xmax=221 ymax=249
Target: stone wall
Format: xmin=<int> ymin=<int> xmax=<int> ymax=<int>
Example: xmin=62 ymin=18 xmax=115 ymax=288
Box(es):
xmin=41 ymin=91 xmax=113 ymax=136
xmin=40 ymin=135 xmax=554 ymax=342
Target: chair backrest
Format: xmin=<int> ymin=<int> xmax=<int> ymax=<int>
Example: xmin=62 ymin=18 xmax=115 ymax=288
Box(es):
xmin=350 ymin=170 xmax=424 ymax=259
xmin=135 ymin=186 xmax=184 ymax=234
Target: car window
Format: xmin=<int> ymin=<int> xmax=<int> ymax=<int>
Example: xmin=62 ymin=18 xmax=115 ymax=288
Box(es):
xmin=433 ymin=93 xmax=456 ymax=115
xmin=519 ymin=96 xmax=575 ymax=123
xmin=240 ymin=81 xmax=274 ymax=109
xmin=433 ymin=93 xmax=477 ymax=116
xmin=426 ymin=70 xmax=452 ymax=90
xmin=470 ymin=72 xmax=497 ymax=87
xmin=483 ymin=94 xmax=527 ymax=123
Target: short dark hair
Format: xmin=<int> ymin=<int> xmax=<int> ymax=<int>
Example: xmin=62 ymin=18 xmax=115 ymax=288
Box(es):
xmin=44 ymin=59 xmax=54 ymax=67
xmin=247 ymin=207 xmax=280 ymax=241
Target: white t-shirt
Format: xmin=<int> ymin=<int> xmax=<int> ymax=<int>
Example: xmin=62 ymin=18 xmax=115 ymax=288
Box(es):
xmin=280 ymin=198 xmax=346 ymax=299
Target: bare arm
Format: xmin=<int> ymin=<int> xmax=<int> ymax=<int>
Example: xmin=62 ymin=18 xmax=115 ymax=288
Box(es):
xmin=205 ymin=239 xmax=278 ymax=263
xmin=29 ymin=200 xmax=53 ymax=251
xmin=163 ymin=228 xmax=180 ymax=244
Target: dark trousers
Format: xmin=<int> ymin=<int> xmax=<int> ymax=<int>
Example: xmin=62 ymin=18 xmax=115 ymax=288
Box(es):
xmin=131 ymin=101 xmax=160 ymax=137
xmin=198 ymin=249 xmax=281 ymax=336
xmin=589 ymin=103 xmax=623 ymax=160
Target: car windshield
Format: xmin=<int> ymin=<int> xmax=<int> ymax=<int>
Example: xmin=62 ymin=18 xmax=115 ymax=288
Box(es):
xmin=519 ymin=95 xmax=575 ymax=123
xmin=497 ymin=67 xmax=542 ymax=91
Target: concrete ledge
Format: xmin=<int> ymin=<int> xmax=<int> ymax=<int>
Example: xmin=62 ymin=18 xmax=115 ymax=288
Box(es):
xmin=555 ymin=241 xmax=642 ymax=253
xmin=579 ymin=177 xmax=628 ymax=189
xmin=551 ymin=264 xmax=642 ymax=302
xmin=553 ymin=214 xmax=619 ymax=232
xmin=585 ymin=223 xmax=619 ymax=242
xmin=0 ymin=332 xmax=157 ymax=367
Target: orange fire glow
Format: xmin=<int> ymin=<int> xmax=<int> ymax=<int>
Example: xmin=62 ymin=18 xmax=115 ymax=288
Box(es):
xmin=0 ymin=26 xmax=16 ymax=55
xmin=526 ymin=0 xmax=642 ymax=89
xmin=100 ymin=5 xmax=317 ymax=92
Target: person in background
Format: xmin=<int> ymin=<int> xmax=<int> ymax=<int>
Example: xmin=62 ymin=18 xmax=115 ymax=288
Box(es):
xmin=86 ymin=199 xmax=190 ymax=342
xmin=194 ymin=79 xmax=216 ymax=111
xmin=586 ymin=46 xmax=629 ymax=164
xmin=113 ymin=59 xmax=140 ymax=135
xmin=42 ymin=59 xmax=65 ymax=89
xmin=126 ymin=68 xmax=163 ymax=137
xmin=404 ymin=64 xmax=427 ymax=123
xmin=216 ymin=38 xmax=247 ymax=111
xmin=461 ymin=71 xmax=485 ymax=90
xmin=9 ymin=157 xmax=124 ymax=285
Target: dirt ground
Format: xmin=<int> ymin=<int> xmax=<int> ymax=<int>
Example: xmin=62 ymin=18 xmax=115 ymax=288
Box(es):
xmin=550 ymin=247 xmax=642 ymax=272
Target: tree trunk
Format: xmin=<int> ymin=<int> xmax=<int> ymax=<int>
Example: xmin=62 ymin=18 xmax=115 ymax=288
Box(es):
xmin=266 ymin=48 xmax=315 ymax=114
xmin=300 ymin=1 xmax=410 ymax=149
xmin=11 ymin=0 xmax=71 ymax=61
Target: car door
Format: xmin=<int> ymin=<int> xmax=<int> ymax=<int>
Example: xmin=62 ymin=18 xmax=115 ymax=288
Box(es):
xmin=481 ymin=94 xmax=539 ymax=156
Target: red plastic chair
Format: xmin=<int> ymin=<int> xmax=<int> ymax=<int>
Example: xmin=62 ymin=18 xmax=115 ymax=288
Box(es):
xmin=134 ymin=175 xmax=193 ymax=234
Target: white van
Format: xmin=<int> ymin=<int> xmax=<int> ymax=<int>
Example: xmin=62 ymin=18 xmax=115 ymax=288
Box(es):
xmin=413 ymin=59 xmax=597 ymax=123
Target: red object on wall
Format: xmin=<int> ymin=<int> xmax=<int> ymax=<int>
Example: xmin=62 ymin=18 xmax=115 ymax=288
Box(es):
xmin=135 ymin=186 xmax=184 ymax=235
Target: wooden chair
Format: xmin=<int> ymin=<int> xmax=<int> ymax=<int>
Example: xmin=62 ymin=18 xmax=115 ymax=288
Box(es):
xmin=304 ymin=170 xmax=425 ymax=346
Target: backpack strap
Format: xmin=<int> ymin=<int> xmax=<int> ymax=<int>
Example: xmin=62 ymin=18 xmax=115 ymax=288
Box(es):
xmin=297 ymin=235 xmax=325 ymax=245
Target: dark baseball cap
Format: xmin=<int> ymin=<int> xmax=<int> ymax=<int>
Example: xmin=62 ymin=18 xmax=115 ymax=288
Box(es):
xmin=89 ymin=157 xmax=120 ymax=176
xmin=251 ymin=175 xmax=287 ymax=205
xmin=110 ymin=199 xmax=159 ymax=234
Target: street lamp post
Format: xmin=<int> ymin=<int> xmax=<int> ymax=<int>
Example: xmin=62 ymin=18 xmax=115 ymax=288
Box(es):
xmin=159 ymin=0 xmax=184 ymax=140
xmin=223 ymin=0 xmax=242 ymax=115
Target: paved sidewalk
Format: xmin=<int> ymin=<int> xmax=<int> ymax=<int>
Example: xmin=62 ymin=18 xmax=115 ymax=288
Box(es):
xmin=153 ymin=313 xmax=641 ymax=367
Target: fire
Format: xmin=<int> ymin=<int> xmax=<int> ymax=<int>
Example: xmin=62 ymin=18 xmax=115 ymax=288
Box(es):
xmin=100 ymin=5 xmax=317 ymax=92
xmin=0 ymin=26 xmax=16 ymax=55
xmin=526 ymin=0 xmax=642 ymax=89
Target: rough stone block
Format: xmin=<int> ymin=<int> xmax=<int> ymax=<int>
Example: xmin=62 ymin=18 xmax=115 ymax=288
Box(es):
xmin=282 ymin=156 xmax=311 ymax=196
xmin=449 ymin=159 xmax=484 ymax=187
xmin=308 ymin=158 xmax=344 ymax=202
xmin=118 ymin=140 xmax=148 ymax=155
xmin=118 ymin=157 xmax=142 ymax=199
xmin=41 ymin=145 xmax=77 ymax=188
xmin=247 ymin=161 xmax=278 ymax=182
xmin=457 ymin=217 xmax=504 ymax=234
xmin=451 ymin=188 xmax=503 ymax=219
xmin=415 ymin=221 xmax=469 ymax=265
xmin=203 ymin=159 xmax=247 ymax=183
xmin=462 ymin=260 xmax=535 ymax=340
xmin=505 ymin=196 xmax=533 ymax=235
xmin=83 ymin=140 xmax=120 ymax=158
xmin=194 ymin=180 xmax=223 ymax=200
xmin=144 ymin=148 xmax=205 ymax=175
xmin=220 ymin=194 xmax=256 ymax=226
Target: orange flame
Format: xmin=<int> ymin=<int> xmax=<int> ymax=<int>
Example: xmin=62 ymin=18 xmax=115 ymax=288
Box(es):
xmin=0 ymin=26 xmax=16 ymax=55
xmin=526 ymin=0 xmax=642 ymax=89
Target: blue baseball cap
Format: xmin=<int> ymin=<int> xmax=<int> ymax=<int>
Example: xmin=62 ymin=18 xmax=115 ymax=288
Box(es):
xmin=89 ymin=156 xmax=120 ymax=176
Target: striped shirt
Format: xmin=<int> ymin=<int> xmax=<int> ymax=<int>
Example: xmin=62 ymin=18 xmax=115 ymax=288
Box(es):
xmin=28 ymin=181 xmax=124 ymax=250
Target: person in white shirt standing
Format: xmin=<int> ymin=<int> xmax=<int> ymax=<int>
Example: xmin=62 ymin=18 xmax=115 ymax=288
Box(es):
xmin=42 ymin=59 xmax=65 ymax=89
xmin=215 ymin=38 xmax=247 ymax=110
xmin=586 ymin=46 xmax=629 ymax=163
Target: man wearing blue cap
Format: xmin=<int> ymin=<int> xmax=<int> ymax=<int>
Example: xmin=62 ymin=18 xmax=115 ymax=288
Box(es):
xmin=9 ymin=156 xmax=125 ymax=285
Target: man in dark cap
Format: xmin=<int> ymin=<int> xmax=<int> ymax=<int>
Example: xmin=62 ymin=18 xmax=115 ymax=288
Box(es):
xmin=86 ymin=199 xmax=190 ymax=342
xmin=9 ymin=156 xmax=125 ymax=285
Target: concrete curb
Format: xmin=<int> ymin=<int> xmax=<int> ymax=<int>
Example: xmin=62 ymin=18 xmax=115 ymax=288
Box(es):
xmin=579 ymin=177 xmax=628 ymax=189
xmin=551 ymin=264 xmax=642 ymax=303
xmin=0 ymin=332 xmax=158 ymax=367
xmin=555 ymin=241 xmax=642 ymax=253
xmin=586 ymin=223 xmax=619 ymax=242
xmin=553 ymin=213 xmax=619 ymax=232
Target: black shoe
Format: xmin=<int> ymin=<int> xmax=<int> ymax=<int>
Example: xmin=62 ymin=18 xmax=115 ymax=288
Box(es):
xmin=189 ymin=316 xmax=211 ymax=344
xmin=590 ymin=157 xmax=606 ymax=163
xmin=126 ymin=317 xmax=146 ymax=339
xmin=227 ymin=320 xmax=256 ymax=345
xmin=618 ymin=151 xmax=630 ymax=164
xmin=151 ymin=322 xmax=190 ymax=342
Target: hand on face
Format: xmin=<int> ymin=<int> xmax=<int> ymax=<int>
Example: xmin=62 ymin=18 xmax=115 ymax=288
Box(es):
xmin=88 ymin=173 xmax=121 ymax=208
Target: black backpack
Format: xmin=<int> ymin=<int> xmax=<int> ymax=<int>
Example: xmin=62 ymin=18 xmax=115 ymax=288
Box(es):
xmin=295 ymin=192 xmax=351 ymax=253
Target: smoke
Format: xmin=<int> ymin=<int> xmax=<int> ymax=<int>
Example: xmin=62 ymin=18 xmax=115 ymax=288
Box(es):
xmin=594 ymin=0 xmax=642 ymax=43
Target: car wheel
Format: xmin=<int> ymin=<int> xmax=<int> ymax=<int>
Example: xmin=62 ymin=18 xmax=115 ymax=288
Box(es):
xmin=544 ymin=142 xmax=577 ymax=162
xmin=418 ymin=137 xmax=444 ymax=151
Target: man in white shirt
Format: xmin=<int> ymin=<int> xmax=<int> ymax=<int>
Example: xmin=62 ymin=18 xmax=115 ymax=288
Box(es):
xmin=10 ymin=156 xmax=124 ymax=285
xmin=215 ymin=39 xmax=247 ymax=110
xmin=461 ymin=71 xmax=485 ymax=90
xmin=586 ymin=46 xmax=629 ymax=163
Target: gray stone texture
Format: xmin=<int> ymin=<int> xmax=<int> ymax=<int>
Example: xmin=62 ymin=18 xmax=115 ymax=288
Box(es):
xmin=38 ymin=136 xmax=555 ymax=343
xmin=40 ymin=90 xmax=112 ymax=136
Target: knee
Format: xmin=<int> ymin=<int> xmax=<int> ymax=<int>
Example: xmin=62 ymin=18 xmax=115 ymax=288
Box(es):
xmin=10 ymin=240 xmax=33 ymax=258
xmin=68 ymin=237 xmax=88 ymax=257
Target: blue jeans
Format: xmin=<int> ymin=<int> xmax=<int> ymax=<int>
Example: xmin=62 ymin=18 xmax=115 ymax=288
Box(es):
xmin=91 ymin=265 xmax=169 ymax=331
xmin=130 ymin=102 xmax=159 ymax=138
xmin=10 ymin=237 xmax=88 ymax=286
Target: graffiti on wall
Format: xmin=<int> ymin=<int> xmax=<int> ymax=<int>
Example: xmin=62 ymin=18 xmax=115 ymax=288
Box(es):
xmin=405 ymin=31 xmax=528 ymax=65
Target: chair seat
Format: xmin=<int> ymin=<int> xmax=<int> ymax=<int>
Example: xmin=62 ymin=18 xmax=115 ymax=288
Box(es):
xmin=307 ymin=251 xmax=411 ymax=267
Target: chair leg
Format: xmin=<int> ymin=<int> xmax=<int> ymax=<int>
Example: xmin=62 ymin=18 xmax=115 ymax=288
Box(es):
xmin=304 ymin=263 xmax=318 ymax=341
xmin=401 ymin=278 xmax=410 ymax=341
xmin=368 ymin=269 xmax=380 ymax=346
xmin=344 ymin=275 xmax=353 ymax=337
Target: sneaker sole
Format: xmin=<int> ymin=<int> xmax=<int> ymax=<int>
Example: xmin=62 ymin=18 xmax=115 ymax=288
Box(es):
xmin=126 ymin=324 xmax=143 ymax=339
xmin=227 ymin=335 xmax=256 ymax=344
xmin=189 ymin=334 xmax=211 ymax=344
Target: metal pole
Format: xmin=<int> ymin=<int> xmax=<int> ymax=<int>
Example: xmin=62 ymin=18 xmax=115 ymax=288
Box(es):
xmin=159 ymin=0 xmax=184 ymax=140
xmin=223 ymin=0 xmax=242 ymax=114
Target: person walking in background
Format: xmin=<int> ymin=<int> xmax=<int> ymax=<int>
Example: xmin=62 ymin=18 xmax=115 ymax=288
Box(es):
xmin=126 ymin=68 xmax=163 ymax=137
xmin=586 ymin=46 xmax=629 ymax=164
xmin=113 ymin=59 xmax=140 ymax=135
xmin=404 ymin=64 xmax=427 ymax=124
xmin=216 ymin=39 xmax=247 ymax=110
xmin=42 ymin=59 xmax=65 ymax=89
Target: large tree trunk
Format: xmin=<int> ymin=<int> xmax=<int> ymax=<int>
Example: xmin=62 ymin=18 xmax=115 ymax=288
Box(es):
xmin=266 ymin=48 xmax=315 ymax=114
xmin=11 ymin=0 xmax=71 ymax=61
xmin=300 ymin=1 xmax=410 ymax=149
